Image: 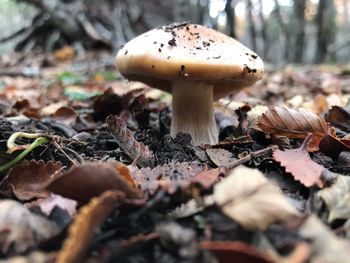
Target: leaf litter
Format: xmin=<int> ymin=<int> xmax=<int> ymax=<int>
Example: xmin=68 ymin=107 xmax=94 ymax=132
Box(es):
xmin=1 ymin=53 xmax=350 ymax=262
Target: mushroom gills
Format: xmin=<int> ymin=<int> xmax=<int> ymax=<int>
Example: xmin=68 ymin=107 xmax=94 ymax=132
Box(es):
xmin=171 ymin=81 xmax=218 ymax=145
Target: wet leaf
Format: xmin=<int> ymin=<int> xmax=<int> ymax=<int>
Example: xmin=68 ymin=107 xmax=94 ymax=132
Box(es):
xmin=214 ymin=166 xmax=300 ymax=230
xmin=56 ymin=191 xmax=123 ymax=263
xmin=200 ymin=241 xmax=275 ymax=263
xmin=258 ymin=106 xmax=328 ymax=151
xmin=47 ymin=162 xmax=143 ymax=203
xmin=273 ymin=137 xmax=325 ymax=188
xmin=2 ymin=160 xmax=63 ymax=200
xmin=299 ymin=215 xmax=350 ymax=263
xmin=0 ymin=200 xmax=59 ymax=255
xmin=318 ymin=175 xmax=350 ymax=222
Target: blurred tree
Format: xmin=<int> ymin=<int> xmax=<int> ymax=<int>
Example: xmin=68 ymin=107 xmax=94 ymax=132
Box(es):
xmin=293 ymin=0 xmax=306 ymax=63
xmin=315 ymin=0 xmax=336 ymax=63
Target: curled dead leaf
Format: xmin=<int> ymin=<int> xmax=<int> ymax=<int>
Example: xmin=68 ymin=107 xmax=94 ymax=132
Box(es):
xmin=2 ymin=160 xmax=63 ymax=200
xmin=200 ymin=241 xmax=275 ymax=263
xmin=57 ymin=191 xmax=122 ymax=263
xmin=214 ymin=166 xmax=300 ymax=230
xmin=47 ymin=161 xmax=143 ymax=203
xmin=52 ymin=106 xmax=78 ymax=126
xmin=257 ymin=106 xmax=328 ymax=151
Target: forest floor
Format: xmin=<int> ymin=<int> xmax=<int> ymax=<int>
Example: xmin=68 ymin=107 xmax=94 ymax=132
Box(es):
xmin=1 ymin=48 xmax=350 ymax=262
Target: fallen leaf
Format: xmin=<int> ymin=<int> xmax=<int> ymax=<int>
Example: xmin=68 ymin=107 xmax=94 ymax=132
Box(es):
xmin=47 ymin=162 xmax=143 ymax=203
xmin=257 ymin=106 xmax=328 ymax=151
xmin=318 ymin=175 xmax=350 ymax=222
xmin=325 ymin=105 xmax=350 ymax=132
xmin=191 ymin=168 xmax=223 ymax=189
xmin=2 ymin=160 xmax=63 ymax=200
xmin=107 ymin=115 xmax=154 ymax=167
xmin=206 ymin=148 xmax=234 ymax=167
xmin=52 ymin=106 xmax=78 ymax=126
xmin=299 ymin=215 xmax=350 ymax=263
xmin=200 ymin=241 xmax=275 ymax=263
xmin=273 ymin=136 xmax=325 ymax=188
xmin=0 ymin=200 xmax=59 ymax=255
xmin=27 ymin=193 xmax=77 ymax=217
xmin=56 ymin=191 xmax=123 ymax=263
xmin=319 ymin=127 xmax=350 ymax=158
xmin=214 ymin=166 xmax=300 ymax=230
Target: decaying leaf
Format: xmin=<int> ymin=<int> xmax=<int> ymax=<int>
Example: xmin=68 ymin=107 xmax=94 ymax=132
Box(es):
xmin=214 ymin=166 xmax=300 ymax=230
xmin=191 ymin=168 xmax=224 ymax=189
xmin=299 ymin=215 xmax=350 ymax=263
xmin=47 ymin=161 xmax=143 ymax=203
xmin=325 ymin=105 xmax=350 ymax=132
xmin=107 ymin=115 xmax=154 ymax=167
xmin=56 ymin=191 xmax=123 ymax=263
xmin=318 ymin=175 xmax=350 ymax=222
xmin=273 ymin=137 xmax=325 ymax=188
xmin=0 ymin=200 xmax=59 ymax=255
xmin=131 ymin=161 xmax=206 ymax=194
xmin=257 ymin=106 xmax=328 ymax=151
xmin=2 ymin=160 xmax=63 ymax=200
xmin=206 ymin=148 xmax=234 ymax=167
xmin=200 ymin=241 xmax=275 ymax=263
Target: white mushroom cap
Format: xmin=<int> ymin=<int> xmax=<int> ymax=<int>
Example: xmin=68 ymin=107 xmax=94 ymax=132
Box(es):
xmin=116 ymin=22 xmax=264 ymax=100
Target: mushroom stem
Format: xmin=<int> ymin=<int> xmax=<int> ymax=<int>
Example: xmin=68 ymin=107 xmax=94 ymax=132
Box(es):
xmin=171 ymin=81 xmax=218 ymax=145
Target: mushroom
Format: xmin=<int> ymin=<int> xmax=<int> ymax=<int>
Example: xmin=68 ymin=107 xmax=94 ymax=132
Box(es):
xmin=116 ymin=22 xmax=264 ymax=146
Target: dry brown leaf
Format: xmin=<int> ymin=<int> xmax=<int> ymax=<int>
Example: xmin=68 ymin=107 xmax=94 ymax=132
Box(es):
xmin=52 ymin=106 xmax=78 ymax=126
xmin=56 ymin=191 xmax=123 ymax=263
xmin=273 ymin=137 xmax=325 ymax=188
xmin=214 ymin=166 xmax=300 ymax=230
xmin=47 ymin=161 xmax=143 ymax=203
xmin=200 ymin=241 xmax=275 ymax=263
xmin=107 ymin=115 xmax=154 ymax=167
xmin=257 ymin=106 xmax=328 ymax=151
xmin=318 ymin=175 xmax=350 ymax=222
xmin=2 ymin=160 xmax=63 ymax=200
xmin=0 ymin=200 xmax=59 ymax=255
xmin=299 ymin=215 xmax=350 ymax=263
xmin=206 ymin=148 xmax=234 ymax=167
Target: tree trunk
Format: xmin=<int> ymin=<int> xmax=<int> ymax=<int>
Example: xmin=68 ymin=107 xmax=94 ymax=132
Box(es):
xmin=315 ymin=0 xmax=336 ymax=63
xmin=246 ymin=0 xmax=257 ymax=51
xmin=273 ymin=0 xmax=290 ymax=62
xmin=258 ymin=0 xmax=267 ymax=58
xmin=293 ymin=0 xmax=306 ymax=63
xmin=225 ymin=0 xmax=236 ymax=38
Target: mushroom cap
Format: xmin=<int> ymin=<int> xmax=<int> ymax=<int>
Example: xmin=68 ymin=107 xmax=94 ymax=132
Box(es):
xmin=116 ymin=22 xmax=264 ymax=100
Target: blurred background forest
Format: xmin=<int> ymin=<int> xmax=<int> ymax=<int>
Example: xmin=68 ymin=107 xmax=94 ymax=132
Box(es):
xmin=0 ymin=0 xmax=349 ymax=65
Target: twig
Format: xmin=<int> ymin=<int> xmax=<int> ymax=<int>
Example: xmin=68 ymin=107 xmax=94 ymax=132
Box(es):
xmin=225 ymin=145 xmax=278 ymax=169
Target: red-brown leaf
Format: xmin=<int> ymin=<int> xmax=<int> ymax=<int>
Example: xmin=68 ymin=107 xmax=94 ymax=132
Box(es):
xmin=258 ymin=106 xmax=328 ymax=151
xmin=273 ymin=136 xmax=325 ymax=188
